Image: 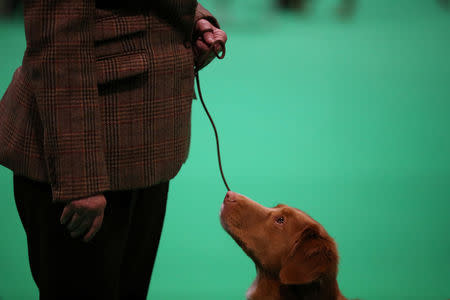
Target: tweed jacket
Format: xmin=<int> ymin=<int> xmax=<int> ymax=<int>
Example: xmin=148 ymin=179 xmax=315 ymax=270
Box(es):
xmin=0 ymin=0 xmax=219 ymax=202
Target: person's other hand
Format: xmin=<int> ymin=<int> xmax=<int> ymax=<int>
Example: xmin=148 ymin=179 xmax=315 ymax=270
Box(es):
xmin=193 ymin=19 xmax=227 ymax=70
xmin=60 ymin=194 xmax=106 ymax=243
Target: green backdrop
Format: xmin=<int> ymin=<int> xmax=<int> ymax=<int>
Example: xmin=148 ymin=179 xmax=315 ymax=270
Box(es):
xmin=1 ymin=1 xmax=449 ymax=299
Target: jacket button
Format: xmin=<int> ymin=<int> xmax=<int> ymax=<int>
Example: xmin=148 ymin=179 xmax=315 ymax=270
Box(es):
xmin=184 ymin=40 xmax=192 ymax=49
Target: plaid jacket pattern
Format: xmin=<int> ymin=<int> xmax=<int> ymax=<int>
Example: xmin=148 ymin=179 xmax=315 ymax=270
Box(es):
xmin=0 ymin=0 xmax=218 ymax=202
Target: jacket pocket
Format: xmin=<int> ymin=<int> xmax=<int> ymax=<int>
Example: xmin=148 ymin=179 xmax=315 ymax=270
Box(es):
xmin=94 ymin=10 xmax=147 ymax=42
xmin=95 ymin=51 xmax=149 ymax=85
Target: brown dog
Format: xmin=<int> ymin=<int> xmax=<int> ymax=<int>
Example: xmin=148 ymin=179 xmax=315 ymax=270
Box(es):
xmin=220 ymin=191 xmax=347 ymax=300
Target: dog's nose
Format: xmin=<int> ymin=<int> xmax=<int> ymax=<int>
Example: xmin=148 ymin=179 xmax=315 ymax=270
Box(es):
xmin=225 ymin=191 xmax=237 ymax=202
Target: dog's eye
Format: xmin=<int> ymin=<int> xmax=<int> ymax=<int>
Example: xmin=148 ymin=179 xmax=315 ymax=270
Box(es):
xmin=276 ymin=217 xmax=285 ymax=224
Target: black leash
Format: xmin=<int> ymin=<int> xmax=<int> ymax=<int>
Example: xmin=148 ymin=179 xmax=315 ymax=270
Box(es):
xmin=194 ymin=40 xmax=230 ymax=192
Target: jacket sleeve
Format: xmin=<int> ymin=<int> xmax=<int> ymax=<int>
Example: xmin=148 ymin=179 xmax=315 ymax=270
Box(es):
xmin=28 ymin=0 xmax=109 ymax=203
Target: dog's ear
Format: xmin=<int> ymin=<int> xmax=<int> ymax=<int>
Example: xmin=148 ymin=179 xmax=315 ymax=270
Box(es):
xmin=279 ymin=225 xmax=338 ymax=285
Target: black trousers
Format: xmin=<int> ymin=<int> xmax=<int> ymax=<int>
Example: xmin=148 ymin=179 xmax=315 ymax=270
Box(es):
xmin=13 ymin=174 xmax=169 ymax=300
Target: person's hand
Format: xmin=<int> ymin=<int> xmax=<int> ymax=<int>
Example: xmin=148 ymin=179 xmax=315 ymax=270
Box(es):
xmin=193 ymin=19 xmax=228 ymax=70
xmin=60 ymin=194 xmax=106 ymax=243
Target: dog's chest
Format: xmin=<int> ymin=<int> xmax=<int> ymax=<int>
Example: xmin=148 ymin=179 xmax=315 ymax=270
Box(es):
xmin=245 ymin=281 xmax=258 ymax=300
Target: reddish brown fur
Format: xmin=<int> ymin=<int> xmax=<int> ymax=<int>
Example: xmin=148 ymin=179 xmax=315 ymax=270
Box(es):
xmin=220 ymin=191 xmax=347 ymax=300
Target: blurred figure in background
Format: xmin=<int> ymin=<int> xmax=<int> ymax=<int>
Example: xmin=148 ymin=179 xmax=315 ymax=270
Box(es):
xmin=438 ymin=0 xmax=449 ymax=10
xmin=277 ymin=0 xmax=357 ymax=19
xmin=278 ymin=0 xmax=309 ymax=12
xmin=336 ymin=0 xmax=357 ymax=18
xmin=0 ymin=0 xmax=21 ymax=17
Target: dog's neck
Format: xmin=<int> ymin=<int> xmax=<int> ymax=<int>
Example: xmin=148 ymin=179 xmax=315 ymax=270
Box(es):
xmin=247 ymin=268 xmax=346 ymax=300
xmin=246 ymin=269 xmax=281 ymax=300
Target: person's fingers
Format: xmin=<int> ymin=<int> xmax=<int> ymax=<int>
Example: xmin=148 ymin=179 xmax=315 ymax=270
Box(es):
xmin=195 ymin=38 xmax=210 ymax=52
xmin=203 ymin=29 xmax=227 ymax=55
xmin=193 ymin=21 xmax=227 ymax=69
xmin=211 ymin=41 xmax=224 ymax=57
xmin=195 ymin=19 xmax=216 ymax=46
xmin=196 ymin=19 xmax=213 ymax=33
xmin=70 ymin=219 xmax=91 ymax=238
xmin=82 ymin=215 xmax=103 ymax=243
xmin=66 ymin=213 xmax=83 ymax=231
xmin=60 ymin=204 xmax=75 ymax=225
xmin=203 ymin=31 xmax=215 ymax=45
xmin=214 ymin=30 xmax=227 ymax=45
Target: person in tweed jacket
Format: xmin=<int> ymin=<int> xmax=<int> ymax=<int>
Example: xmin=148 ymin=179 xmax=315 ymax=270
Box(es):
xmin=0 ymin=0 xmax=227 ymax=299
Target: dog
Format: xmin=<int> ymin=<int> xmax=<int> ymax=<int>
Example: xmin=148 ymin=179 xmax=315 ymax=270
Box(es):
xmin=220 ymin=191 xmax=347 ymax=300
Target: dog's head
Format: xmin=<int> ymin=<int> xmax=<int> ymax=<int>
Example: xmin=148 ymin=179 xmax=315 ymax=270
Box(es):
xmin=220 ymin=191 xmax=338 ymax=286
